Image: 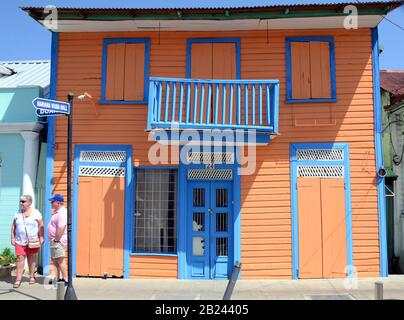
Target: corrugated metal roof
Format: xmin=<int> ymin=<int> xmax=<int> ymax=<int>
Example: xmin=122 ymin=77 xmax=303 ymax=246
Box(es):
xmin=381 ymin=70 xmax=404 ymax=96
xmin=0 ymin=61 xmax=50 ymax=96
xmin=21 ymin=0 xmax=402 ymax=10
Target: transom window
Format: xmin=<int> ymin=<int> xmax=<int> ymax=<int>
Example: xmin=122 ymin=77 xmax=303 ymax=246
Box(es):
xmin=134 ymin=169 xmax=177 ymax=253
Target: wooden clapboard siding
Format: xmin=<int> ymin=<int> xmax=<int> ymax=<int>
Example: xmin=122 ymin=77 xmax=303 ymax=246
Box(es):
xmin=52 ymin=28 xmax=379 ymax=279
xmin=130 ymin=256 xmax=178 ymax=279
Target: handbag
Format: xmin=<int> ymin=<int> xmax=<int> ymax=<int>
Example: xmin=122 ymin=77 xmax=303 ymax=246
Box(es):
xmin=21 ymin=212 xmax=41 ymax=249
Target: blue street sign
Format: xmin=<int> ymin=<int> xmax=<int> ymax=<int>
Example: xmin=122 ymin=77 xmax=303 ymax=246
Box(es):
xmin=32 ymin=97 xmax=70 ymax=116
xmin=35 ymin=108 xmax=65 ymax=117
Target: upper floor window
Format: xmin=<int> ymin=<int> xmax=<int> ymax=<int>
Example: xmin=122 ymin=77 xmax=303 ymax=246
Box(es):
xmin=101 ymin=38 xmax=150 ymax=104
xmin=286 ymin=37 xmax=336 ymax=103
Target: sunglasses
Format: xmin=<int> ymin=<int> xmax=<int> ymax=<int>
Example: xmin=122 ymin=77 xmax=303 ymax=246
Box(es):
xmin=20 ymin=200 xmax=27 ymax=203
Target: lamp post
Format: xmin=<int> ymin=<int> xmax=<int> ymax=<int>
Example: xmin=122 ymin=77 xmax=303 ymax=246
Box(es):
xmin=64 ymin=92 xmax=77 ymax=300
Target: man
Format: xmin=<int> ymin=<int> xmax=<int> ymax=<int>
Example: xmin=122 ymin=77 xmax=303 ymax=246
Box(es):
xmin=47 ymin=194 xmax=67 ymax=284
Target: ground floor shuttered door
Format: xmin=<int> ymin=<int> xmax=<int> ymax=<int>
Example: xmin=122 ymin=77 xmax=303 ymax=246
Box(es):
xmin=188 ymin=181 xmax=233 ymax=279
xmin=76 ymin=176 xmax=125 ymax=277
xmin=298 ymin=177 xmax=347 ymax=279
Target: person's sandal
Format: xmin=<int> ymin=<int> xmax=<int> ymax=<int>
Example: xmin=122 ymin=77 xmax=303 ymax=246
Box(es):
xmin=29 ymin=277 xmax=36 ymax=285
xmin=13 ymin=280 xmax=21 ymax=288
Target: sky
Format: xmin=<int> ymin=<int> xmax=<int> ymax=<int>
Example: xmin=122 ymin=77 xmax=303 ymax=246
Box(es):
xmin=0 ymin=0 xmax=403 ymax=70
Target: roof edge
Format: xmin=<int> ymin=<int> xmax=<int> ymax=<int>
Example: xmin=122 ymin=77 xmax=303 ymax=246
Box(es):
xmin=19 ymin=1 xmax=403 ymax=11
xmin=20 ymin=3 xmax=399 ymax=23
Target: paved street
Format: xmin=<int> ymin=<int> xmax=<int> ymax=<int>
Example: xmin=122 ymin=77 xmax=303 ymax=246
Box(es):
xmin=1 ymin=275 xmax=403 ymax=300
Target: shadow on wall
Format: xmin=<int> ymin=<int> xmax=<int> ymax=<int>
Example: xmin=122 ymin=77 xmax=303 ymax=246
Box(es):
xmin=240 ymin=35 xmax=379 ymax=278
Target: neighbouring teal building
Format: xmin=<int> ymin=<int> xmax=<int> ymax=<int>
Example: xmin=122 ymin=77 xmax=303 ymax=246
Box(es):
xmin=0 ymin=61 xmax=50 ymax=254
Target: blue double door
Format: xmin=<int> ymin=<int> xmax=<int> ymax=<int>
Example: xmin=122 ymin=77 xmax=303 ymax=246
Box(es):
xmin=188 ymin=181 xmax=233 ymax=279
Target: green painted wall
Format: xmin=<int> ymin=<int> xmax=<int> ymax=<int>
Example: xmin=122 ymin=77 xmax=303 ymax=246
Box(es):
xmin=382 ymin=90 xmax=392 ymax=169
xmin=0 ymin=134 xmax=24 ymax=251
xmin=0 ymin=87 xmax=41 ymax=123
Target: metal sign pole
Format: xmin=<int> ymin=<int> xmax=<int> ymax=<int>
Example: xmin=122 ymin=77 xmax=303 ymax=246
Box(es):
xmin=64 ymin=92 xmax=77 ymax=300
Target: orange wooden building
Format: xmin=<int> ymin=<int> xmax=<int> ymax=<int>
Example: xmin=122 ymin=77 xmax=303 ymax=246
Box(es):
xmin=23 ymin=1 xmax=401 ymax=280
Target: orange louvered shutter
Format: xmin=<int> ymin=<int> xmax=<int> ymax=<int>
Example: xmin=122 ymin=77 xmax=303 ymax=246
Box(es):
xmin=291 ymin=42 xmax=311 ymax=100
xmin=290 ymin=40 xmax=332 ymax=100
xmin=105 ymin=42 xmax=145 ymax=101
xmin=309 ymin=41 xmax=331 ymax=99
xmin=105 ymin=43 xmax=125 ymax=101
xmin=124 ymin=43 xmax=145 ymax=101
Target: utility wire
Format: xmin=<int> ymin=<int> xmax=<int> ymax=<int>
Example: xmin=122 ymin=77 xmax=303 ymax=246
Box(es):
xmin=353 ymin=0 xmax=404 ymax=32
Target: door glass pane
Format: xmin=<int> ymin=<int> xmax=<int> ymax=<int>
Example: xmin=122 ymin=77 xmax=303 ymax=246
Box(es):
xmin=216 ymin=188 xmax=228 ymax=207
xmin=193 ymin=212 xmax=204 ymax=231
xmin=193 ymin=188 xmax=205 ymax=207
xmin=216 ymin=213 xmax=228 ymax=232
xmin=216 ymin=237 xmax=228 ymax=256
xmin=193 ymin=237 xmax=205 ymax=256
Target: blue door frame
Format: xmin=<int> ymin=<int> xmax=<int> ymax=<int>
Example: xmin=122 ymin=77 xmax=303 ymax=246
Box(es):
xmin=290 ymin=142 xmax=353 ymax=279
xmin=177 ymin=146 xmax=241 ymax=279
xmin=72 ymin=144 xmax=133 ymax=278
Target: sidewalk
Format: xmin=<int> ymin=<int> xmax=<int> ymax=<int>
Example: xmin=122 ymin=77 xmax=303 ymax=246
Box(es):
xmin=1 ymin=275 xmax=404 ymax=300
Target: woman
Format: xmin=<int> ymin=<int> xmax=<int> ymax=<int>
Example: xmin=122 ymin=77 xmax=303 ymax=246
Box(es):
xmin=10 ymin=195 xmax=44 ymax=288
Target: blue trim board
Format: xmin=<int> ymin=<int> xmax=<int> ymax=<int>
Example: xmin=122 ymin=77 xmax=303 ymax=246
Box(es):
xmin=290 ymin=143 xmax=353 ymax=279
xmin=178 ymin=159 xmax=188 ymax=279
xmin=372 ymin=28 xmax=388 ymax=277
xmin=72 ymin=144 xmax=133 ymax=278
xmin=285 ymin=36 xmax=337 ymax=104
xmin=153 ymin=130 xmax=271 ymax=145
xmin=233 ymin=148 xmax=242 ymax=279
xmin=42 ymin=32 xmax=58 ymax=275
xmin=131 ymin=252 xmax=177 ymax=256
xmin=100 ymin=38 xmax=150 ymax=104
xmin=186 ymin=38 xmax=241 ymax=79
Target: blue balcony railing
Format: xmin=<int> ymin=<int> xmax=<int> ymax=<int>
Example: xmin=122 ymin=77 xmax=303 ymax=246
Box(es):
xmin=147 ymin=77 xmax=279 ymax=134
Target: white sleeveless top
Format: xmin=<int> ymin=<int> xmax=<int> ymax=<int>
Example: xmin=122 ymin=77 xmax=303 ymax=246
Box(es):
xmin=13 ymin=209 xmax=43 ymax=246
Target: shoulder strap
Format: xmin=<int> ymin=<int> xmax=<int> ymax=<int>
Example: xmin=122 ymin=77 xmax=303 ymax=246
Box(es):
xmin=21 ymin=213 xmax=30 ymax=244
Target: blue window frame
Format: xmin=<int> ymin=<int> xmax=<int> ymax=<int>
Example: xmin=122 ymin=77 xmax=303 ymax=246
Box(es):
xmin=100 ymin=38 xmax=150 ymax=105
xmin=285 ymin=36 xmax=337 ymax=103
xmin=186 ymin=38 xmax=241 ymax=79
xmin=131 ymin=167 xmax=178 ymax=255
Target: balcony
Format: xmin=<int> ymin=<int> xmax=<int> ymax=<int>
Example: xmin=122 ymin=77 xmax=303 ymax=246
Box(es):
xmin=147 ymin=77 xmax=280 ymax=142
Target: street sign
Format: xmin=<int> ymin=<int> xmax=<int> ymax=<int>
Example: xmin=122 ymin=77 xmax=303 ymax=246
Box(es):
xmin=35 ymin=108 xmax=65 ymax=117
xmin=32 ymin=97 xmax=70 ymax=116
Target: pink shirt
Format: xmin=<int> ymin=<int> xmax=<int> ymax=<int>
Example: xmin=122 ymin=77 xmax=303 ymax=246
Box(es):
xmin=47 ymin=206 xmax=67 ymax=247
